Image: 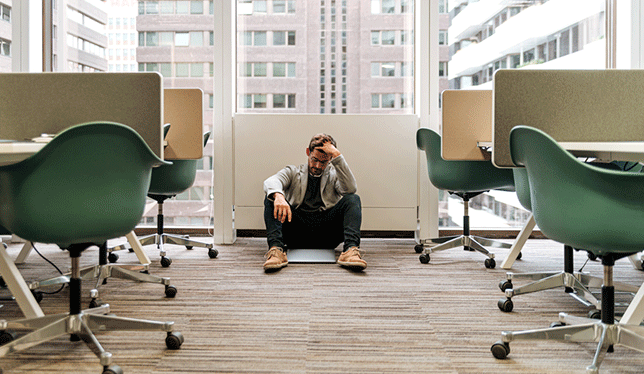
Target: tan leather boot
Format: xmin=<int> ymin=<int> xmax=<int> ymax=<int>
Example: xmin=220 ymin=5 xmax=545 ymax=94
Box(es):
xmin=337 ymin=247 xmax=367 ymax=269
xmin=263 ymin=247 xmax=288 ymax=271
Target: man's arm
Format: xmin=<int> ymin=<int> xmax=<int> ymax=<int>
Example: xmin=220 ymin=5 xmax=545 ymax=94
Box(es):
xmin=314 ymin=140 xmax=357 ymax=195
xmin=264 ymin=166 xmax=296 ymax=223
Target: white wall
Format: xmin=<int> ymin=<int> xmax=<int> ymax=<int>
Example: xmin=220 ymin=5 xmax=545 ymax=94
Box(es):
xmin=234 ymin=114 xmax=420 ymax=231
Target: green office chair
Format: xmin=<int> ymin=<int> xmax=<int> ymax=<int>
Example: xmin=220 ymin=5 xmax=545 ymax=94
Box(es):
xmin=498 ymin=167 xmax=639 ymax=313
xmin=109 ymin=132 xmax=217 ymax=267
xmin=0 ymin=122 xmax=183 ymax=374
xmin=415 ymin=128 xmax=515 ymax=268
xmin=491 ymin=126 xmax=644 ymax=373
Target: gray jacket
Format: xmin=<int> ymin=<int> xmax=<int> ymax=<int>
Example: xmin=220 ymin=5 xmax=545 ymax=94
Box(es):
xmin=263 ymin=155 xmax=357 ymax=210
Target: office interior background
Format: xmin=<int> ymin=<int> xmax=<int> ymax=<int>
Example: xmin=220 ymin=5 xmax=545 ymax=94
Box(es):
xmin=0 ymin=0 xmax=639 ymax=243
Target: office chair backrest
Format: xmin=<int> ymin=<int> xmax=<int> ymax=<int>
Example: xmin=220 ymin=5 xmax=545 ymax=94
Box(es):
xmin=509 ymin=125 xmax=644 ymax=255
xmin=512 ymin=168 xmax=531 ymax=211
xmin=0 ymin=122 xmax=168 ymax=248
xmin=148 ymin=131 xmax=210 ymax=196
xmin=416 ymin=128 xmax=514 ymax=193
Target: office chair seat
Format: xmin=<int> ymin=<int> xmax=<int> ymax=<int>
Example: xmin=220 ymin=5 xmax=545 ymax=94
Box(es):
xmin=415 ymin=128 xmax=515 ymax=268
xmin=0 ymin=122 xmax=183 ymax=374
xmin=491 ymin=125 xmax=644 ymax=373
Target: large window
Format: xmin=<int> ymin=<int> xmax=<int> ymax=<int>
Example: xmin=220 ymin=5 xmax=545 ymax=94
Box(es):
xmin=237 ymin=0 xmax=414 ymax=114
xmin=442 ymin=0 xmax=607 ymax=229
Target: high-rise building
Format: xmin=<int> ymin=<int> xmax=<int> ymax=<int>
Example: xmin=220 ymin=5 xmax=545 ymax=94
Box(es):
xmin=58 ymin=0 xmax=109 ymax=72
xmin=1 ymin=0 xmax=109 ymax=72
xmin=448 ymin=0 xmax=604 ymax=89
xmin=0 ymin=1 xmax=11 ymax=72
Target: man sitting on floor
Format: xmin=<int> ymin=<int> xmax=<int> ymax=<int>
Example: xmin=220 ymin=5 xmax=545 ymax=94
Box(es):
xmin=262 ymin=133 xmax=365 ymax=272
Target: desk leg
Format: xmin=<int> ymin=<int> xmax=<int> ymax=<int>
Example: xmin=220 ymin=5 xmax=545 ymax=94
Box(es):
xmin=620 ymin=281 xmax=644 ymax=325
xmin=0 ymin=245 xmax=44 ymax=318
xmin=127 ymin=231 xmax=151 ymax=265
xmin=627 ymin=252 xmax=643 ymax=270
xmin=13 ymin=241 xmax=33 ymax=264
xmin=500 ymin=214 xmax=535 ymax=270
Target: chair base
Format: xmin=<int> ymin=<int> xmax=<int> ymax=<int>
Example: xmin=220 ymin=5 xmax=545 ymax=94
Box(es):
xmin=28 ymin=263 xmax=176 ymax=308
xmin=492 ymin=312 xmax=644 ymax=373
xmin=0 ymin=304 xmax=182 ymax=369
xmin=497 ymin=271 xmax=639 ymax=312
xmin=109 ymin=233 xmax=217 ymax=267
xmin=417 ymin=235 xmax=511 ymax=269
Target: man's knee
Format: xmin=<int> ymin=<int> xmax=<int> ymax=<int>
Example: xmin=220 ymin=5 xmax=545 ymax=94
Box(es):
xmin=341 ymin=193 xmax=361 ymax=208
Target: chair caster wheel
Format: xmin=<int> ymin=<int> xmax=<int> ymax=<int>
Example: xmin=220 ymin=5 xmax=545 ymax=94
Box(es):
xmin=485 ymin=258 xmax=496 ymax=269
xmin=497 ymin=298 xmax=513 ymax=312
xmin=491 ymin=341 xmax=510 ymax=359
xmin=108 ymin=252 xmax=119 ymax=263
xmin=550 ymin=321 xmax=566 ymax=328
xmin=166 ymin=331 xmax=184 ymax=349
xmin=89 ymin=298 xmax=104 ymax=308
xmin=0 ymin=330 xmax=16 ymax=345
xmin=31 ymin=290 xmax=43 ymax=303
xmin=499 ymin=280 xmax=512 ymax=292
xmin=165 ymin=285 xmax=177 ymax=298
xmin=208 ymin=248 xmax=218 ymax=258
xmin=588 ymin=309 xmax=601 ymax=319
xmin=414 ymin=244 xmax=424 ymax=254
xmin=103 ymin=364 xmax=123 ymax=374
xmin=419 ymin=253 xmax=430 ymax=264
xmin=160 ymin=256 xmax=172 ymax=267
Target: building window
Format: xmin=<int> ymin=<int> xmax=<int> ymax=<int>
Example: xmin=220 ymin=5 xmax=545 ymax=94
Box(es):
xmin=190 ymin=31 xmax=204 ymax=47
xmin=175 ymin=32 xmax=189 ymax=47
xmin=253 ymin=94 xmax=267 ymax=108
xmin=159 ymin=1 xmax=174 ymax=14
xmin=273 ymin=62 xmax=296 ymax=77
xmin=0 ymin=38 xmax=10 ymax=57
xmin=371 ymin=62 xmax=395 ymax=77
xmin=438 ymin=61 xmax=447 ymax=77
xmin=401 ymin=0 xmax=412 ymax=13
xmin=273 ymin=94 xmax=295 ymax=108
xmin=191 ymin=0 xmax=204 ymax=14
xmin=438 ymin=0 xmax=448 ymax=13
xmin=176 ymin=1 xmax=190 ymax=14
xmin=1 ymin=4 xmax=10 ymax=22
xmin=401 ymin=30 xmax=413 ymax=45
xmin=439 ymin=30 xmax=448 ymax=46
xmin=176 ymin=63 xmax=190 ymax=77
xmin=273 ymin=0 xmax=294 ymax=14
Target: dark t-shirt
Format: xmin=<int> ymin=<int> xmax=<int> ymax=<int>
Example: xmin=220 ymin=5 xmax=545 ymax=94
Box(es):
xmin=299 ymin=174 xmax=324 ymax=212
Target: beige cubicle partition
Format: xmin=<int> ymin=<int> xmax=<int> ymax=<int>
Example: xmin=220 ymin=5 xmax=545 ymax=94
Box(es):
xmin=493 ymin=69 xmax=644 ymax=167
xmin=234 ymin=114 xmax=419 ymax=231
xmin=164 ymin=88 xmax=204 ymax=160
xmin=441 ymin=90 xmax=492 ymax=161
xmin=0 ymin=72 xmax=164 ymax=158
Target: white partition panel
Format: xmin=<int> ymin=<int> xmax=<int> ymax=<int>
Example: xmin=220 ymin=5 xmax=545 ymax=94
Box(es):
xmin=234 ymin=114 xmax=420 ymax=231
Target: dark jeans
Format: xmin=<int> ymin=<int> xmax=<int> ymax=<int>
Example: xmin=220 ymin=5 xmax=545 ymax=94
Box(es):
xmin=264 ymin=193 xmax=361 ymax=251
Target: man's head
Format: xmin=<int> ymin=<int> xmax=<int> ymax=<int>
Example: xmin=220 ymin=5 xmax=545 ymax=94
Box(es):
xmin=306 ymin=133 xmax=336 ymax=176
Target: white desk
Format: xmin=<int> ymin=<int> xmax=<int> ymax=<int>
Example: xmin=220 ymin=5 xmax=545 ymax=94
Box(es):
xmin=479 ymin=141 xmax=644 ymax=164
xmin=0 ymin=141 xmax=46 ymax=166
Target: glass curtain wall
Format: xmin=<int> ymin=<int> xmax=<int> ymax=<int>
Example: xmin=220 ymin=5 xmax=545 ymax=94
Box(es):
xmin=136 ymin=0 xmax=214 ymax=229
xmin=441 ymin=0 xmax=606 ymax=229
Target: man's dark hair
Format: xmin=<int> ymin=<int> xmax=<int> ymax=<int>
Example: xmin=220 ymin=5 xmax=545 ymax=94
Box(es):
xmin=308 ymin=133 xmax=337 ymax=153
